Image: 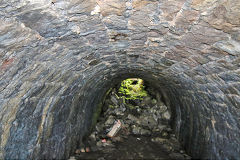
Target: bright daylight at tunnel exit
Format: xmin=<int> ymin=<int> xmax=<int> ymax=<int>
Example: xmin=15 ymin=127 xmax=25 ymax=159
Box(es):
xmin=0 ymin=0 xmax=239 ymax=160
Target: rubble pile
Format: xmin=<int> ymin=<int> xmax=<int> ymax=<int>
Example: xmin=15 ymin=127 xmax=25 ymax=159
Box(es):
xmin=69 ymin=88 xmax=191 ymax=160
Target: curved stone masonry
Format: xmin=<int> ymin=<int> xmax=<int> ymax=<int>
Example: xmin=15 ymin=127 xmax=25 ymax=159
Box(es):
xmin=0 ymin=0 xmax=239 ymax=159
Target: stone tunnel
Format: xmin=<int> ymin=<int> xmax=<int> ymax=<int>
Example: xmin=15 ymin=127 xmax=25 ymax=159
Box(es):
xmin=0 ymin=0 xmax=240 ymax=159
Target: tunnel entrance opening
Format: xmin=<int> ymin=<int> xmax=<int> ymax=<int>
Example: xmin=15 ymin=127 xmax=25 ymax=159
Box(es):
xmin=117 ymin=78 xmax=148 ymax=105
xmin=69 ymin=78 xmax=191 ymax=159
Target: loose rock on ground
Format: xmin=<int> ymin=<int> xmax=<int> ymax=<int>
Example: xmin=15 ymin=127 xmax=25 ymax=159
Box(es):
xmin=69 ymin=88 xmax=191 ymax=160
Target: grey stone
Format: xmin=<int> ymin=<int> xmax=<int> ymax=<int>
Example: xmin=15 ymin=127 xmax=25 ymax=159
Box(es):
xmin=162 ymin=111 xmax=171 ymax=120
xmin=162 ymin=144 xmax=173 ymax=152
xmin=114 ymin=108 xmax=124 ymax=116
xmin=90 ymin=146 xmax=98 ymax=152
xmin=68 ymin=156 xmax=76 ymax=160
xmin=96 ymin=124 xmax=104 ymax=133
xmin=140 ymin=116 xmax=158 ymax=129
xmin=156 ymin=125 xmax=167 ymax=132
xmin=142 ymin=96 xmax=152 ymax=105
xmin=140 ymin=129 xmax=151 ymax=135
xmin=151 ymin=99 xmax=157 ymax=105
xmin=159 ymin=105 xmax=168 ymax=113
xmin=112 ymin=136 xmax=123 ymax=142
xmin=162 ymin=132 xmax=168 ymax=138
xmin=105 ymin=115 xmax=115 ymax=126
xmin=111 ymin=95 xmax=119 ymax=106
xmin=127 ymin=114 xmax=140 ymax=124
xmin=89 ymin=132 xmax=97 ymax=141
xmin=131 ymin=125 xmax=141 ymax=135
xmin=0 ymin=0 xmax=240 ymax=159
xmin=169 ymin=153 xmax=185 ymax=159
xmin=151 ymin=137 xmax=167 ymax=144
xmin=96 ymin=141 xmax=103 ymax=148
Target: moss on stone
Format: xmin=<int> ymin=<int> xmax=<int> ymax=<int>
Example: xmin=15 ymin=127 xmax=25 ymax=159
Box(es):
xmin=90 ymin=88 xmax=113 ymax=131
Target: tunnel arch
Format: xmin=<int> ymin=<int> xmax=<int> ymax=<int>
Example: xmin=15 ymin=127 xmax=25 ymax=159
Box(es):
xmin=0 ymin=0 xmax=240 ymax=159
xmin=10 ymin=58 xmax=231 ymax=159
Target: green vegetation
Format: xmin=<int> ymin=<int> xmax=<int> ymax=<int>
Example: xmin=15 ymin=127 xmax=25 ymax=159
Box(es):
xmin=91 ymin=102 xmax=102 ymax=131
xmin=108 ymin=104 xmax=116 ymax=109
xmin=118 ymin=78 xmax=148 ymax=100
xmin=91 ymin=88 xmax=112 ymax=131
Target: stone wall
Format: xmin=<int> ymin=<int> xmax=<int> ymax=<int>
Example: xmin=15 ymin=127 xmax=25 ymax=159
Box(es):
xmin=0 ymin=0 xmax=239 ymax=159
